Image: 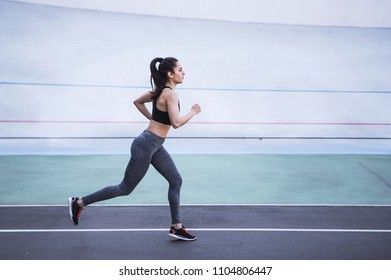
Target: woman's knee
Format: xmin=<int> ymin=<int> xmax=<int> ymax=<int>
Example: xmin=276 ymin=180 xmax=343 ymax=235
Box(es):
xmin=168 ymin=175 xmax=182 ymax=202
xmin=117 ymin=181 xmax=134 ymax=196
xmin=171 ymin=173 xmax=182 ymax=189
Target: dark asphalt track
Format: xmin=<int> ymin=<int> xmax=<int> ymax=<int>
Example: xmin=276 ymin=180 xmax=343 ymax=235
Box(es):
xmin=1 ymin=205 xmax=391 ymax=260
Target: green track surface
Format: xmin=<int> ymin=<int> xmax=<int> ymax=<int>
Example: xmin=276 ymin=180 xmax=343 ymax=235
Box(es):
xmin=1 ymin=154 xmax=391 ymax=205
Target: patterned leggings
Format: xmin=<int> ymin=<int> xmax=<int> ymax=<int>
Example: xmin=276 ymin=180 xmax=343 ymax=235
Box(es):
xmin=82 ymin=130 xmax=182 ymax=224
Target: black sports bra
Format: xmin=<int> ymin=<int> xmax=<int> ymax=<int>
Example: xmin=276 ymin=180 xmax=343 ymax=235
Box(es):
xmin=151 ymin=86 xmax=179 ymax=125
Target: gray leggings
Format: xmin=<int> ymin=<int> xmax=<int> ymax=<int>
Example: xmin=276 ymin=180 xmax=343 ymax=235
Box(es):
xmin=82 ymin=130 xmax=182 ymax=224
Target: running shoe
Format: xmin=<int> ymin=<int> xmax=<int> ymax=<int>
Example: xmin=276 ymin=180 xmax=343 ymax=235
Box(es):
xmin=68 ymin=197 xmax=82 ymax=226
xmin=169 ymin=226 xmax=196 ymax=241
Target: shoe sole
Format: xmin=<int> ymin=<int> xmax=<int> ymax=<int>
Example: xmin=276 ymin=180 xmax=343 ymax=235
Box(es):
xmin=168 ymin=233 xmax=196 ymax=241
xmin=68 ymin=197 xmax=77 ymax=226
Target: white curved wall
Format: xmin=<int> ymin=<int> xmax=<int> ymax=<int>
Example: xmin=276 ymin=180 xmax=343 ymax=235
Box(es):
xmin=1 ymin=1 xmax=391 ymax=154
xmin=8 ymin=0 xmax=391 ymax=28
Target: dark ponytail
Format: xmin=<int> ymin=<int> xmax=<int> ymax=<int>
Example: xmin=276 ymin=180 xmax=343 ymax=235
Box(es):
xmin=150 ymin=57 xmax=178 ymax=98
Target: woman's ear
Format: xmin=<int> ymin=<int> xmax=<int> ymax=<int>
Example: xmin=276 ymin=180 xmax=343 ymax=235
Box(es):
xmin=167 ymin=71 xmax=174 ymax=79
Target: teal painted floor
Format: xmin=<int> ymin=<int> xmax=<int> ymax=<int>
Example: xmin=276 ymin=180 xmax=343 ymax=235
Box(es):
xmin=1 ymin=154 xmax=390 ymax=205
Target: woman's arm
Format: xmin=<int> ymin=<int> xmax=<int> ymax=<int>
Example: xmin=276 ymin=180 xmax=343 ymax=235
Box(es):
xmin=133 ymin=92 xmax=154 ymax=120
xmin=167 ymin=92 xmax=201 ymax=129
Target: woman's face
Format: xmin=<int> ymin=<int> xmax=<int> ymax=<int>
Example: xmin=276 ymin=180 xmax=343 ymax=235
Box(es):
xmin=169 ymin=62 xmax=185 ymax=84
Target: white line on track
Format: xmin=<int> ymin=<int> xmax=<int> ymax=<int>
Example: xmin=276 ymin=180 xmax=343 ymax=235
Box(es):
xmin=1 ymin=228 xmax=390 ymax=233
xmin=1 ymin=204 xmax=391 ymax=207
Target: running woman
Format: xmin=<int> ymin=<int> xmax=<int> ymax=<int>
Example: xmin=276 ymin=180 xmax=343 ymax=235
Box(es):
xmin=68 ymin=57 xmax=201 ymax=241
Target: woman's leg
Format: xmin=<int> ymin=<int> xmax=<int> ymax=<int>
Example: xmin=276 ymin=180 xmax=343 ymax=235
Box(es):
xmin=69 ymin=130 xmax=165 ymax=226
xmin=151 ymin=146 xmax=182 ymax=225
xmin=81 ymin=133 xmax=157 ymax=206
xmin=152 ymin=148 xmax=196 ymax=241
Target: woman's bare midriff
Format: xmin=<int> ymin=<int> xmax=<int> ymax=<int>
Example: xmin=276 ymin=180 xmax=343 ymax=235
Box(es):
xmin=147 ymin=120 xmax=171 ymax=138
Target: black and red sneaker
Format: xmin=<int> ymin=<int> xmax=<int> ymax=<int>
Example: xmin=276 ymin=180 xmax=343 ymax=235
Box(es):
xmin=68 ymin=197 xmax=82 ymax=226
xmin=169 ymin=226 xmax=196 ymax=241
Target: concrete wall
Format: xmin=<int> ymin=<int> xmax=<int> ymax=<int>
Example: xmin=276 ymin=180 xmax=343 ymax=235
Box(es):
xmin=8 ymin=0 xmax=391 ymax=28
